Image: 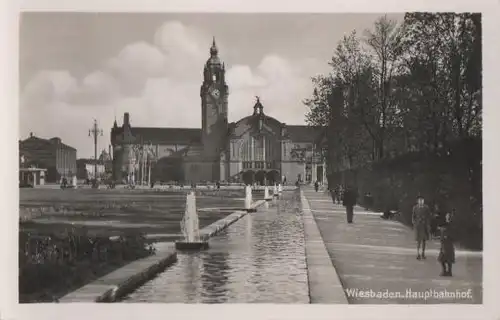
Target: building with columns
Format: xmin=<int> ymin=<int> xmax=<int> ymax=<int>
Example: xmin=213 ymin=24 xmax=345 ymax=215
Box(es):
xmin=111 ymin=38 xmax=325 ymax=185
xmin=19 ymin=133 xmax=77 ymax=183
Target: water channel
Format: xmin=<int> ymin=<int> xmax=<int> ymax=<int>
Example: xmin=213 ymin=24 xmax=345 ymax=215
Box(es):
xmin=123 ymin=191 xmax=309 ymax=303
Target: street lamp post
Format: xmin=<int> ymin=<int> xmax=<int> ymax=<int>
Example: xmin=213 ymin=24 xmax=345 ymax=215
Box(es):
xmin=89 ymin=119 xmax=103 ymax=182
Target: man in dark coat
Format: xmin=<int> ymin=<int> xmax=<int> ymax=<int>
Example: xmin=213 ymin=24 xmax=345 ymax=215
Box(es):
xmin=412 ymin=195 xmax=431 ymax=260
xmin=342 ymin=186 xmax=357 ymax=223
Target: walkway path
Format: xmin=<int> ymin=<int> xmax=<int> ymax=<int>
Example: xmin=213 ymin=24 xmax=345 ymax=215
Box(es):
xmin=302 ymin=187 xmax=482 ymax=304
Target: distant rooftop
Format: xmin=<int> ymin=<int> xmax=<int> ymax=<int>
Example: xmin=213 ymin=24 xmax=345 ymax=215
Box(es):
xmin=112 ymin=127 xmax=202 ymax=145
xmin=19 ymin=132 xmax=76 ymax=151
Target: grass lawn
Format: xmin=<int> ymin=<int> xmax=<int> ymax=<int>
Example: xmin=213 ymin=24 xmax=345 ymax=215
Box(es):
xmin=19 ymin=188 xmax=248 ymax=239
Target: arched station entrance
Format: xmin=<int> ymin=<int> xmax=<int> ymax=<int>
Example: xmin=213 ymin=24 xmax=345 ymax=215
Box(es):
xmin=241 ymin=169 xmax=280 ymax=186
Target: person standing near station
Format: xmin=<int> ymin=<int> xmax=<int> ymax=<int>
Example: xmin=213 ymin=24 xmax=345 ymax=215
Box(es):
xmin=342 ymin=186 xmax=357 ymax=223
xmin=412 ymin=195 xmax=432 ymax=260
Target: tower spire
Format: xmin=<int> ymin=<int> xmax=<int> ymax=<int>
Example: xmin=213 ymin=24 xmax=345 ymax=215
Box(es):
xmin=210 ymin=36 xmax=218 ymax=56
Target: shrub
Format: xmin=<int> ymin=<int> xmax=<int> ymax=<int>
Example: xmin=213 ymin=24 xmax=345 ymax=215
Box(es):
xmin=19 ymin=227 xmax=155 ymax=302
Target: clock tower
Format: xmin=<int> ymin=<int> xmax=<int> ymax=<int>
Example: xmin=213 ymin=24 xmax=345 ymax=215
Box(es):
xmin=200 ymin=37 xmax=229 ymax=162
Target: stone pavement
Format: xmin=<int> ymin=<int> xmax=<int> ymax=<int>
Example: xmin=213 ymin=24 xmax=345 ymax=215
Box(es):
xmin=302 ymin=187 xmax=482 ymax=304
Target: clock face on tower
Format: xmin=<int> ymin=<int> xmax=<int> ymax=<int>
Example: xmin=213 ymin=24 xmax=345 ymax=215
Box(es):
xmin=210 ymin=87 xmax=220 ymax=99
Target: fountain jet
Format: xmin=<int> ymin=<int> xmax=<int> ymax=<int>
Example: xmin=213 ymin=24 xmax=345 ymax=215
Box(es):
xmin=175 ymin=191 xmax=209 ymax=250
xmin=244 ymin=185 xmax=257 ymax=212
xmin=264 ymin=185 xmax=272 ymax=201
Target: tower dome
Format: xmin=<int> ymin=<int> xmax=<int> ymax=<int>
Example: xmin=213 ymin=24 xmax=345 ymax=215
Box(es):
xmin=207 ymin=37 xmax=221 ymax=65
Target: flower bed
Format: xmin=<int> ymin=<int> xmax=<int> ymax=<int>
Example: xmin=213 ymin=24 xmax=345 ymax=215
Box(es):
xmin=19 ymin=227 xmax=156 ymax=303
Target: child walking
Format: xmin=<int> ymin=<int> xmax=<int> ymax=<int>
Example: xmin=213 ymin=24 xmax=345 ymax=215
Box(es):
xmin=438 ymin=212 xmax=455 ymax=276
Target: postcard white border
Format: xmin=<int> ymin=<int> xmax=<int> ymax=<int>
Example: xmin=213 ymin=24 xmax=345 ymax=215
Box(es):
xmin=2 ymin=0 xmax=499 ymax=319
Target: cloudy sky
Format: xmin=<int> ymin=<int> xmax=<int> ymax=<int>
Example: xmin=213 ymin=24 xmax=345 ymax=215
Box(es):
xmin=19 ymin=12 xmax=403 ymax=158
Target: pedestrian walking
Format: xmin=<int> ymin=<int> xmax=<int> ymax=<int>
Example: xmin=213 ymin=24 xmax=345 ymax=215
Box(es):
xmin=438 ymin=211 xmax=455 ymax=276
xmin=314 ymin=180 xmax=319 ymax=192
xmin=342 ymin=186 xmax=357 ymax=223
xmin=412 ymin=195 xmax=431 ymax=260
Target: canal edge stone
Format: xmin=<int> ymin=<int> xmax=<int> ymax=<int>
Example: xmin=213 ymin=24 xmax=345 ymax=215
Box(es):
xmin=58 ymin=243 xmax=177 ymax=303
xmin=300 ymin=190 xmax=349 ymax=304
xmin=199 ymin=200 xmax=266 ymax=240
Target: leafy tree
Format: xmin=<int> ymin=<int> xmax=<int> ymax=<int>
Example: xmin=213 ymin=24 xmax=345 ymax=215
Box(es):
xmin=304 ymin=75 xmax=335 ymax=127
xmin=401 ymin=13 xmax=482 ymax=143
xmin=305 ymin=12 xmax=481 ymax=167
xmin=363 ymin=15 xmax=405 ymax=158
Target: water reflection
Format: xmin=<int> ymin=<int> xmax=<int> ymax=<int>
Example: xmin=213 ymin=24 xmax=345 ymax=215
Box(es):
xmin=124 ymin=191 xmax=309 ymax=303
xmin=201 ymin=252 xmax=230 ymax=303
xmin=183 ymin=253 xmax=201 ymax=302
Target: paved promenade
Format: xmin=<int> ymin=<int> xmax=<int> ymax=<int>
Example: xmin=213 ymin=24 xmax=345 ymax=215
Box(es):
xmin=302 ymin=187 xmax=482 ymax=304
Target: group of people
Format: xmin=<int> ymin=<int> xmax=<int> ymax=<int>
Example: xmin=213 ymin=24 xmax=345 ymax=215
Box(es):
xmin=412 ymin=196 xmax=455 ymax=276
xmin=332 ymin=185 xmax=455 ymax=277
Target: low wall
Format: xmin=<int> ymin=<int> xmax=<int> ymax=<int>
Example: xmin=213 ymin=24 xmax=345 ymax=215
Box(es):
xmin=73 ymin=184 xmax=298 ymax=191
xmin=300 ymin=191 xmax=348 ymax=304
xmin=59 ymin=243 xmax=177 ymax=303
xmin=200 ymin=199 xmax=266 ymax=240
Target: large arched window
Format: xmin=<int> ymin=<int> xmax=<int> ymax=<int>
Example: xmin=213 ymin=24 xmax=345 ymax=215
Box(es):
xmin=242 ymin=138 xmax=251 ymax=162
xmin=254 ymin=135 xmax=265 ymax=161
xmin=239 ymin=133 xmax=280 ymax=169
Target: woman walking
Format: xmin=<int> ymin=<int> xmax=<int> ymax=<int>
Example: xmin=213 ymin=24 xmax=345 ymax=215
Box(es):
xmin=438 ymin=212 xmax=456 ymax=276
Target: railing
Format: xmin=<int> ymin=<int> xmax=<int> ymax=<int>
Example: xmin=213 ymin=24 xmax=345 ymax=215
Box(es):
xmin=242 ymin=161 xmax=276 ymax=170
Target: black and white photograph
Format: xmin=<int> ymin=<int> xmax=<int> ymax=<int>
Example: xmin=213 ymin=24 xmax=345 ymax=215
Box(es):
xmin=3 ymin=2 xmax=498 ymax=319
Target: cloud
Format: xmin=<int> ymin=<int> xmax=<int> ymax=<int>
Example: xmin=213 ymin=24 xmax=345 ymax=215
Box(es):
xmin=226 ymin=65 xmax=267 ymax=89
xmin=20 ymin=20 xmax=327 ymax=157
xmin=107 ymin=42 xmax=166 ymax=95
xmin=154 ymin=21 xmax=206 ymax=61
xmin=225 ymin=54 xmax=321 ymax=124
xmin=21 ymin=71 xmax=78 ymax=108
